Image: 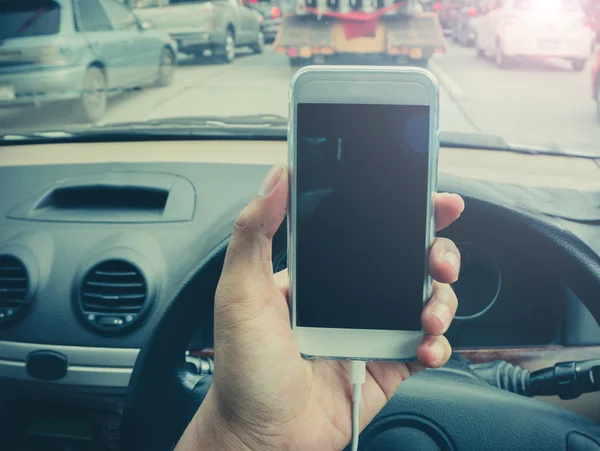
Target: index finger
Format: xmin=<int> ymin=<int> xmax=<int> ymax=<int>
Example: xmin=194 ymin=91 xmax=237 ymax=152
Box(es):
xmin=434 ymin=193 xmax=465 ymax=231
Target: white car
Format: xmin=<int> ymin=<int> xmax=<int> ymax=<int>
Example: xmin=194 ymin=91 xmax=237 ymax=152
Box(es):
xmin=473 ymin=0 xmax=594 ymax=71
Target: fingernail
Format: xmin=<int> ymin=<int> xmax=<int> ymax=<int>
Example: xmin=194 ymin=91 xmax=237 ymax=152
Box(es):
xmin=431 ymin=342 xmax=445 ymax=364
xmin=442 ymin=251 xmax=459 ymax=271
xmin=258 ymin=165 xmax=283 ymax=196
xmin=430 ymin=302 xmax=451 ymax=331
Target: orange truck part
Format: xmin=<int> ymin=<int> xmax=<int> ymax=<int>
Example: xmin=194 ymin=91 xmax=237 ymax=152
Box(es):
xmin=275 ymin=12 xmax=446 ymax=63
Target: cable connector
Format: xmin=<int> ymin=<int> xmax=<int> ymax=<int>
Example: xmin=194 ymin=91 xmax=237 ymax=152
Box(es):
xmin=350 ymin=360 xmax=367 ymax=451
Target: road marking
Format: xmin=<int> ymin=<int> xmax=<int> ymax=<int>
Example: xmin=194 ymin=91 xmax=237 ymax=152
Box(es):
xmin=429 ymin=60 xmax=464 ymax=100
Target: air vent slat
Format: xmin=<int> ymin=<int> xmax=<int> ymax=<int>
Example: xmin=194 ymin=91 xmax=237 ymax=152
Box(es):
xmin=0 ymin=255 xmax=29 ymax=326
xmin=86 ymin=281 xmax=144 ymax=288
xmin=0 ymin=288 xmax=27 ymax=293
xmin=94 ymin=270 xmax=138 ymax=277
xmin=82 ymin=303 xmax=143 ymax=313
xmin=83 ymin=292 xmax=145 ymax=300
xmin=78 ymin=259 xmax=148 ymax=333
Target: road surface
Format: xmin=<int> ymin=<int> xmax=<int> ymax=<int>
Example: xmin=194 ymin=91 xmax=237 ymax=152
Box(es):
xmin=0 ymin=42 xmax=598 ymax=154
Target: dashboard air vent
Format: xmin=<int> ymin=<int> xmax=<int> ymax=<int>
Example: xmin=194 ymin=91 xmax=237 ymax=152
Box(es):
xmin=0 ymin=254 xmax=29 ymax=326
xmin=78 ymin=259 xmax=148 ymax=333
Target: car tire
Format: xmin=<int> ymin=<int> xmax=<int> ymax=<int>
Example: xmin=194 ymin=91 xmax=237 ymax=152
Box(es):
xmin=571 ymin=58 xmax=586 ymax=72
xmin=250 ymin=31 xmax=264 ymax=54
xmin=214 ymin=30 xmax=236 ymax=64
xmin=289 ymin=57 xmax=309 ymax=67
xmin=596 ymin=78 xmax=600 ymax=121
xmin=73 ymin=66 xmax=107 ymax=123
xmin=475 ymin=39 xmax=485 ymax=58
xmin=155 ymin=48 xmax=175 ymax=87
xmin=495 ymin=41 xmax=511 ymax=69
xmin=410 ymin=58 xmax=429 ymax=69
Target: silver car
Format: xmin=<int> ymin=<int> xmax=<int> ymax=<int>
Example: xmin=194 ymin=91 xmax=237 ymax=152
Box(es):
xmin=134 ymin=0 xmax=264 ymax=63
xmin=0 ymin=0 xmax=178 ymax=123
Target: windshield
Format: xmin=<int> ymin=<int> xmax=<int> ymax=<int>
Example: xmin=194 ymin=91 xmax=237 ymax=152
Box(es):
xmin=0 ymin=0 xmax=60 ymax=39
xmin=0 ymin=0 xmax=599 ymax=156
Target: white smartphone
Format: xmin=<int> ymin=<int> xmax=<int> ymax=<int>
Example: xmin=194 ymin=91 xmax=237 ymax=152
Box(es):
xmin=287 ymin=66 xmax=439 ymax=361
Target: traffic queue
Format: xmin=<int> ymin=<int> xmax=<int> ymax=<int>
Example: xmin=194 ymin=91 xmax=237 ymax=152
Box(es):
xmin=0 ymin=0 xmax=274 ymax=123
xmin=1 ymin=0 xmax=599 ymax=123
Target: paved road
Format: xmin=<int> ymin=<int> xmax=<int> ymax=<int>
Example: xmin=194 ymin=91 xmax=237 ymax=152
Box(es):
xmin=0 ymin=42 xmax=598 ymax=154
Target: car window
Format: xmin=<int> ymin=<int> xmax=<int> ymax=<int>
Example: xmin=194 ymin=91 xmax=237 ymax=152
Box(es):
xmin=0 ymin=0 xmax=60 ymax=39
xmin=75 ymin=0 xmax=113 ymax=32
xmin=101 ymin=0 xmax=139 ymax=30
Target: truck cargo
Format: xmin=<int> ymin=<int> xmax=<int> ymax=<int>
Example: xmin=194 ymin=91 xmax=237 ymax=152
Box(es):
xmin=274 ymin=0 xmax=447 ymax=67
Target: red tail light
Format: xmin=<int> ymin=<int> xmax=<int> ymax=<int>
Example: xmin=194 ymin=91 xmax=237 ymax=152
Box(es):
xmin=434 ymin=2 xmax=441 ymax=11
xmin=467 ymin=7 xmax=476 ymax=17
xmin=271 ymin=6 xmax=281 ymax=18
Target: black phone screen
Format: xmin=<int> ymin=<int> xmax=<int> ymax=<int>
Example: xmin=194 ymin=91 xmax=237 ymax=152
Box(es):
xmin=295 ymin=103 xmax=431 ymax=331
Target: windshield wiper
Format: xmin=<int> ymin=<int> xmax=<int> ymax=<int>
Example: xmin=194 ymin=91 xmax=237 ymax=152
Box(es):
xmin=0 ymin=115 xmax=289 ymax=144
xmin=1 ymin=121 xmax=597 ymax=161
xmin=440 ymin=131 xmax=599 ymax=160
xmin=101 ymin=114 xmax=289 ymax=130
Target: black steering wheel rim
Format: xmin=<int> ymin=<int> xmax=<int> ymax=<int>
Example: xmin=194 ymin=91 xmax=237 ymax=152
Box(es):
xmin=121 ymin=195 xmax=600 ymax=451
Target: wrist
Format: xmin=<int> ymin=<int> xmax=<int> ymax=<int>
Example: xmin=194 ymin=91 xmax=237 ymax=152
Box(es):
xmin=195 ymin=404 xmax=253 ymax=451
xmin=183 ymin=389 xmax=271 ymax=451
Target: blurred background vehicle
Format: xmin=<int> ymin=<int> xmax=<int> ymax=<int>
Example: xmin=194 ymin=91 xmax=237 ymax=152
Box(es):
xmin=133 ymin=0 xmax=264 ymax=63
xmin=0 ymin=0 xmax=177 ymax=123
xmin=451 ymin=0 xmax=478 ymax=46
xmin=474 ymin=0 xmax=594 ymax=71
xmin=245 ymin=0 xmax=281 ymax=43
xmin=274 ymin=0 xmax=446 ymax=68
xmin=422 ymin=0 xmax=462 ymax=35
xmin=592 ymin=41 xmax=600 ymax=119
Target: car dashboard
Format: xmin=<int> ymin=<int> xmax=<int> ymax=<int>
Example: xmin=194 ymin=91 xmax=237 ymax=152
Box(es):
xmin=0 ymin=140 xmax=599 ymax=451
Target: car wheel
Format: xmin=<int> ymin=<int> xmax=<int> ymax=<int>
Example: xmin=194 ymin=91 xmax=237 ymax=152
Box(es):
xmin=410 ymin=58 xmax=429 ymax=68
xmin=155 ymin=48 xmax=175 ymax=87
xmin=475 ymin=39 xmax=485 ymax=58
xmin=289 ymin=57 xmax=309 ymax=67
xmin=571 ymin=58 xmax=586 ymax=72
xmin=495 ymin=41 xmax=510 ymax=69
xmin=250 ymin=31 xmax=264 ymax=54
xmin=596 ymin=79 xmax=600 ymax=121
xmin=73 ymin=66 xmax=107 ymax=123
xmin=215 ymin=30 xmax=236 ymax=63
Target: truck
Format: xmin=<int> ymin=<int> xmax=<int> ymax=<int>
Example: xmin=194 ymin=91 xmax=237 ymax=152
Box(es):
xmin=274 ymin=0 xmax=447 ymax=67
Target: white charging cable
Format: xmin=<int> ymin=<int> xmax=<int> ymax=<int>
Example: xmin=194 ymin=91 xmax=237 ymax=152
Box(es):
xmin=350 ymin=360 xmax=367 ymax=451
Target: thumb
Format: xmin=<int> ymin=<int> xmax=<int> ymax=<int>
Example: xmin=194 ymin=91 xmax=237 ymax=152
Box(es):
xmin=221 ymin=164 xmax=288 ymax=284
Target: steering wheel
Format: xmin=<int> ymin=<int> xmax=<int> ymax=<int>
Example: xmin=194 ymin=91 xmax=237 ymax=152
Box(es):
xmin=121 ymin=195 xmax=600 ymax=451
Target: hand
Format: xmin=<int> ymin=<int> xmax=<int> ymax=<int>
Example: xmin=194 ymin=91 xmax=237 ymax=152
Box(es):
xmin=176 ymin=164 xmax=465 ymax=451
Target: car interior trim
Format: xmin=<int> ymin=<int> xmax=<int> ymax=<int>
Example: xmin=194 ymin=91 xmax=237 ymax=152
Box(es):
xmin=458 ymin=346 xmax=600 ymax=371
xmin=0 ymin=340 xmax=138 ymax=387
xmin=0 ymin=142 xmax=598 ymax=191
xmin=0 ymin=340 xmax=140 ymax=367
xmin=0 ymin=357 xmax=133 ymax=387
